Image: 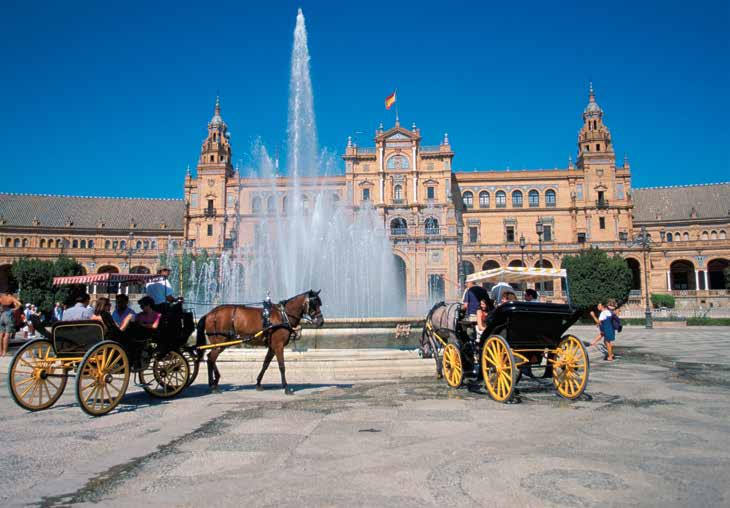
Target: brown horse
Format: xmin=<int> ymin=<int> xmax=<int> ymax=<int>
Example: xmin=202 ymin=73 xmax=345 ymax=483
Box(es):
xmin=195 ymin=290 xmax=324 ymax=394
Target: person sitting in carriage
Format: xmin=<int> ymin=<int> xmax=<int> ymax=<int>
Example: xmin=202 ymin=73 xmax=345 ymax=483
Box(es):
xmin=462 ymin=280 xmax=491 ymax=321
xmin=136 ymin=296 xmax=162 ymax=330
xmin=491 ymin=283 xmax=517 ymax=306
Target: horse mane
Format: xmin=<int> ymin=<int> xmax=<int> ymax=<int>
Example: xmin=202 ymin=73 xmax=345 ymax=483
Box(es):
xmin=279 ymin=290 xmax=315 ymax=306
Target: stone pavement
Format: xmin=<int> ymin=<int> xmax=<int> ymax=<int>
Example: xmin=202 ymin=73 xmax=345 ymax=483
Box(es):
xmin=0 ymin=327 xmax=728 ymax=507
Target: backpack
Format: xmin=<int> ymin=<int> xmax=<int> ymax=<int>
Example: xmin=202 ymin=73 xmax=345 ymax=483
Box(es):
xmin=611 ymin=313 xmax=622 ymax=333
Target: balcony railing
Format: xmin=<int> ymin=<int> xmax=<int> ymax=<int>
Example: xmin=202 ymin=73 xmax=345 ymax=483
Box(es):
xmin=204 ymin=207 xmax=216 ymax=217
xmin=390 ymin=228 xmax=408 ymax=236
xmin=392 ymin=198 xmax=405 ymax=205
xmin=355 ymin=147 xmax=376 ymax=154
xmin=596 ymin=199 xmax=609 ymax=209
xmin=425 ymin=227 xmax=440 ymax=235
xmin=421 ymin=145 xmax=442 ymax=152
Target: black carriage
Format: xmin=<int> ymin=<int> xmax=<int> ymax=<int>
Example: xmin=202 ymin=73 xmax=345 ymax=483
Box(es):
xmin=422 ymin=267 xmax=589 ymax=402
xmin=7 ymin=273 xmax=197 ymax=416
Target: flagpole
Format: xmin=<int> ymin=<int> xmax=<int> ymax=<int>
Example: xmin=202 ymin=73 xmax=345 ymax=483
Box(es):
xmin=395 ymin=88 xmax=399 ymax=126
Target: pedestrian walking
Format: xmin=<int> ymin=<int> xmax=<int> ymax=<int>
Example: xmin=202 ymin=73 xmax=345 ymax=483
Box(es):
xmin=0 ymin=301 xmax=18 ymax=356
xmin=53 ymin=302 xmax=63 ymax=322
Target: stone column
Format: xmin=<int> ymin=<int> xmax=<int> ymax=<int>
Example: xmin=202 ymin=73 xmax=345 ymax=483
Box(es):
xmin=412 ymin=145 xmax=418 ymax=204
xmin=666 ymin=271 xmax=671 ymax=290
xmin=378 ymin=146 xmax=384 ymax=204
xmin=695 ymin=270 xmax=700 ymax=291
xmin=704 ymin=270 xmax=709 ymax=291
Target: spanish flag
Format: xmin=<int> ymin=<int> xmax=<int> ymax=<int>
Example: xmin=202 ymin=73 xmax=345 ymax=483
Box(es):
xmin=385 ymin=90 xmax=396 ymax=110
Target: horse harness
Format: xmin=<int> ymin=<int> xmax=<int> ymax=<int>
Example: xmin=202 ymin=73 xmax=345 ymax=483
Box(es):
xmin=205 ymin=302 xmax=293 ymax=345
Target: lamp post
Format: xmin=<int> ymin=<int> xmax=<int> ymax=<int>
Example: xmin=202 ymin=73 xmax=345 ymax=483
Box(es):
xmin=115 ymin=232 xmax=148 ymax=273
xmin=519 ymin=234 xmax=526 ymax=266
xmin=535 ymin=218 xmax=544 ymax=268
xmin=627 ymin=225 xmax=653 ymax=329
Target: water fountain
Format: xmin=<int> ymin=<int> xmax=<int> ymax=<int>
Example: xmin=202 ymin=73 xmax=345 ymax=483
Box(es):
xmin=170 ymin=9 xmax=406 ymax=323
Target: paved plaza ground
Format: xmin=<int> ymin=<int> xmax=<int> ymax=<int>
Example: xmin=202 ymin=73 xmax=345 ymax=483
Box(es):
xmin=1 ymin=326 xmax=729 ymax=507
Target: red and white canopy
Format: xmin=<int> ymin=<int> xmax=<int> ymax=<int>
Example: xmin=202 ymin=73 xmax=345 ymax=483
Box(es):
xmin=53 ymin=273 xmax=164 ymax=286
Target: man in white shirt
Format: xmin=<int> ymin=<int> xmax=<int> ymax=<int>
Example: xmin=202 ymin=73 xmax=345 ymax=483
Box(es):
xmin=62 ymin=293 xmax=95 ymax=321
xmin=145 ymin=267 xmax=175 ymax=309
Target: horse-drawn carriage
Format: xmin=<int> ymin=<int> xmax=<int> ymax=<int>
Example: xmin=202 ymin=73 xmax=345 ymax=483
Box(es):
xmin=422 ymin=267 xmax=589 ymax=403
xmin=7 ymin=273 xmax=197 ymax=416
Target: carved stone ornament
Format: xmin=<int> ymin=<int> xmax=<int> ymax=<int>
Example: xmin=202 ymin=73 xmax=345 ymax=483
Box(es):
xmin=208 ymin=179 xmax=215 ymax=187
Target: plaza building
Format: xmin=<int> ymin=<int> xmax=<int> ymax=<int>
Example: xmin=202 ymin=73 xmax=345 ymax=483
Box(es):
xmin=1 ymin=87 xmax=728 ymax=312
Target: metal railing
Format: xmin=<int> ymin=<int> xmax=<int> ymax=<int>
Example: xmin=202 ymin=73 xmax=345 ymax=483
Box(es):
xmin=390 ymin=228 xmax=408 ymax=236
xmin=596 ymin=199 xmax=609 ymax=209
xmin=355 ymin=147 xmax=376 ymax=154
xmin=204 ymin=207 xmax=216 ymax=217
xmin=421 ymin=145 xmax=442 ymax=152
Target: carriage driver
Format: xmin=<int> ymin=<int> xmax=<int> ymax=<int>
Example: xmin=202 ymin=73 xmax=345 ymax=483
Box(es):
xmin=145 ymin=267 xmax=176 ymax=312
xmin=462 ymin=280 xmax=490 ymax=321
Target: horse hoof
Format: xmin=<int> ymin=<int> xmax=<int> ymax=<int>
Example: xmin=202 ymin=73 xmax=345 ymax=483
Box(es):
xmin=255 ymin=385 xmax=264 ymax=391
xmin=284 ymin=387 xmax=294 ymax=395
xmin=210 ymin=386 xmax=221 ymax=393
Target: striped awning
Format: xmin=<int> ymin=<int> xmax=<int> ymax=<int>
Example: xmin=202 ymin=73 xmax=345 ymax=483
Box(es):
xmin=53 ymin=273 xmax=164 ymax=286
xmin=466 ymin=267 xmax=566 ymax=284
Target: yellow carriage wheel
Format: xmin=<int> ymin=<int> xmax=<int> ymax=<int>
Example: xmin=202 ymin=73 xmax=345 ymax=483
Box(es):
xmin=140 ymin=350 xmax=190 ymax=398
xmin=552 ymin=335 xmax=589 ymax=400
xmin=75 ymin=341 xmax=130 ymax=416
xmin=181 ymin=348 xmax=200 ymax=388
xmin=8 ymin=339 xmax=67 ymax=411
xmin=481 ymin=335 xmax=516 ymax=403
xmin=442 ymin=343 xmax=463 ymax=388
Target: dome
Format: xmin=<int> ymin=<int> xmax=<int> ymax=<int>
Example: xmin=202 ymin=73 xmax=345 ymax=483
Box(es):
xmin=208 ymin=96 xmax=227 ymax=128
xmin=583 ymin=83 xmax=603 ymax=116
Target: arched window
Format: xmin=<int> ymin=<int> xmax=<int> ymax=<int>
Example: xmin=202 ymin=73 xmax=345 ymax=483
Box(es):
xmin=390 ymin=218 xmax=407 ymax=236
xmin=710 ymin=231 xmax=718 ymax=240
xmin=105 ymin=240 xmax=111 ymax=249
xmin=462 ymin=191 xmax=473 ymax=208
xmin=136 ymin=240 xmax=142 ymax=249
xmin=479 ymin=191 xmax=489 ymax=208
xmin=495 ymin=191 xmax=507 ymax=208
xmin=394 ymin=184 xmax=403 ymax=202
xmin=80 ymin=240 xmax=86 ymax=248
xmin=143 ymin=240 xmax=150 ymax=249
xmin=545 ymin=189 xmax=557 ymax=207
xmin=666 ymin=233 xmax=673 ymax=242
xmin=13 ymin=238 xmax=20 ymax=248
xmin=120 ymin=240 xmax=126 ymax=249
xmin=72 ymin=239 xmax=78 ymax=248
xmin=362 ymin=188 xmax=370 ymax=201
xmin=23 ymin=238 xmax=29 ymax=248
xmin=40 ymin=239 xmax=46 ymax=248
xmin=721 ymin=230 xmax=727 ymax=240
xmin=683 ymin=232 xmax=689 ymax=241
xmin=88 ymin=240 xmax=94 ymax=248
xmin=267 ymin=196 xmax=275 ymax=212
xmin=462 ymin=261 xmax=475 ymax=278
xmin=150 ymin=240 xmax=156 ymax=249
xmin=387 ymin=155 xmax=409 ymax=170
xmin=528 ymin=190 xmax=539 ymax=207
xmin=282 ymin=196 xmax=288 ymax=214
xmin=512 ymin=190 xmax=523 ymax=207
xmin=252 ymin=196 xmax=261 ymax=212
xmin=5 ymin=238 xmax=11 ymax=247
xmin=424 ymin=217 xmax=439 ymax=235
xmin=701 ymin=231 xmax=709 ymax=240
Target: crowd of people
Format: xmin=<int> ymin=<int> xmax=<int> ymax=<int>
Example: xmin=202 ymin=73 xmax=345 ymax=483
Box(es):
xmin=0 ymin=267 xmax=176 ymax=355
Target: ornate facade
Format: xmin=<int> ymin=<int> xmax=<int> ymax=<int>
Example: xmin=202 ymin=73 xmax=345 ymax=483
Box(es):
xmin=1 ymin=87 xmax=728 ymax=312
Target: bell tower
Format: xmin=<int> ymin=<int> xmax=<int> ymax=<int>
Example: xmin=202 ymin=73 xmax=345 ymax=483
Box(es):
xmin=576 ymin=83 xmax=615 ymax=167
xmin=184 ymin=96 xmax=235 ymax=251
xmin=198 ymin=96 xmax=234 ymax=176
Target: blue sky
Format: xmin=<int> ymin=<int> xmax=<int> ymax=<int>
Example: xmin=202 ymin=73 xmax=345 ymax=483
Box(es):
xmin=1 ymin=0 xmax=728 ymax=198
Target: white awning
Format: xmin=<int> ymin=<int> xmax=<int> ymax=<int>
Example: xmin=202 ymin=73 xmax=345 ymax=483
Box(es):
xmin=466 ymin=267 xmax=566 ymax=284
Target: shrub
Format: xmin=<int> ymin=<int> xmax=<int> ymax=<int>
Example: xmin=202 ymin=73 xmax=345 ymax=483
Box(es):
xmin=561 ymin=248 xmax=632 ymax=312
xmin=687 ymin=317 xmax=730 ymax=326
xmin=650 ymin=293 xmax=676 ymax=309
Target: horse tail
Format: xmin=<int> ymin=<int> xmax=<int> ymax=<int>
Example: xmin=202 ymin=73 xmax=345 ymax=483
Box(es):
xmin=195 ymin=314 xmax=208 ymax=347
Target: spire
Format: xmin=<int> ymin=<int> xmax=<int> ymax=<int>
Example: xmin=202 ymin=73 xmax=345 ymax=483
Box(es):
xmin=624 ymin=153 xmax=630 ymax=169
xmin=186 ymin=164 xmax=191 ymax=177
xmin=568 ymin=154 xmax=574 ymax=169
xmin=584 ymin=82 xmax=602 ymax=116
xmin=209 ymin=95 xmax=226 ymax=128
xmin=215 ymin=95 xmax=221 ymax=116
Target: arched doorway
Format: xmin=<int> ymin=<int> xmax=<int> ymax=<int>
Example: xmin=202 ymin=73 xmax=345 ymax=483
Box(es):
xmin=707 ymin=258 xmax=729 ymax=290
xmin=393 ymin=254 xmax=407 ymax=308
xmin=670 ymin=260 xmax=696 ymax=290
xmin=625 ymin=258 xmax=642 ymax=291
xmin=97 ymin=265 xmax=119 ymax=274
xmin=508 ymin=259 xmax=524 ymax=267
xmin=130 ymin=266 xmax=151 ymax=274
xmin=0 ymin=264 xmax=16 ymax=294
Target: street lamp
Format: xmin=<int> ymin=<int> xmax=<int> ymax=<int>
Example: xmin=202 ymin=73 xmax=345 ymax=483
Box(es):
xmin=627 ymin=225 xmax=654 ymax=329
xmin=535 ymin=218 xmax=544 ymax=267
xmin=114 ymin=232 xmax=148 ymax=273
xmin=519 ymin=234 xmax=526 ymax=265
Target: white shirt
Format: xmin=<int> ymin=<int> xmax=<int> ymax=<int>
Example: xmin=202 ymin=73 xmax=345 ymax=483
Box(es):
xmin=145 ymin=279 xmax=174 ymax=304
xmin=62 ymin=303 xmax=95 ymax=321
xmin=599 ymin=309 xmax=612 ymax=321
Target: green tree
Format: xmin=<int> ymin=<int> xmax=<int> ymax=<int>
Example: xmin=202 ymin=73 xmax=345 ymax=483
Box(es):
xmin=11 ymin=257 xmax=84 ymax=316
xmin=561 ymin=248 xmax=632 ymax=312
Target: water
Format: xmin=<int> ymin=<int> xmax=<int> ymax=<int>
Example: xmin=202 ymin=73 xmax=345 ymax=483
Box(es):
xmin=171 ymin=9 xmax=402 ymax=318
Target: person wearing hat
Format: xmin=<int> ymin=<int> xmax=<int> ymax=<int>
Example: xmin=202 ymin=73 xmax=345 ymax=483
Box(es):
xmin=145 ymin=267 xmax=176 ymax=311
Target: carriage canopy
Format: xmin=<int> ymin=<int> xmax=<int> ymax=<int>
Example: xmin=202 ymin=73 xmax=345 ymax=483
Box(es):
xmin=466 ymin=266 xmax=566 ymax=284
xmin=52 ymin=273 xmax=164 ymax=287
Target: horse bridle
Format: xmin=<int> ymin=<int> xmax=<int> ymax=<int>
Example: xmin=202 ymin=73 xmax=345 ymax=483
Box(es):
xmin=283 ymin=292 xmax=322 ymax=325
